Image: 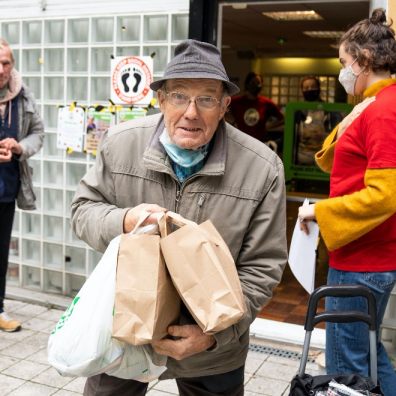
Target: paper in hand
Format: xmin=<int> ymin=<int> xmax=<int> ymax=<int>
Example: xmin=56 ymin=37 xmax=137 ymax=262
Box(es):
xmin=288 ymin=198 xmax=319 ymax=294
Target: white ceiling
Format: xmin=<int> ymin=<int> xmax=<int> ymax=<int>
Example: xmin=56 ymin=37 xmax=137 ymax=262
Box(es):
xmin=220 ymin=1 xmax=370 ymax=58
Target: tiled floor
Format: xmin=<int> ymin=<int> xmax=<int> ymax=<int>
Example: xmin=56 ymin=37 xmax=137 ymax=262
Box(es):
xmin=0 ymin=298 xmax=326 ymax=396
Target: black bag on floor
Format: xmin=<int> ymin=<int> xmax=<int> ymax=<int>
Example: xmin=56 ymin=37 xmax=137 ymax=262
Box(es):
xmin=289 ymin=285 xmax=384 ymax=396
xmin=290 ymin=372 xmax=382 ymax=395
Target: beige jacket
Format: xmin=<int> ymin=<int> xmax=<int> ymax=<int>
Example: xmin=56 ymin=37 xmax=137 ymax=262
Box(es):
xmin=71 ymin=113 xmax=287 ymax=378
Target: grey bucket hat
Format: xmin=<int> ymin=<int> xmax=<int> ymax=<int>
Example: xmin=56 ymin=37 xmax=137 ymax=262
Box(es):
xmin=150 ymin=39 xmax=239 ymax=95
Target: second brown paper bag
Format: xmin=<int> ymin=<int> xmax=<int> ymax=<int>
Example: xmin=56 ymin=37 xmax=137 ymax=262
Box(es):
xmin=160 ymin=212 xmax=246 ymax=334
xmin=112 ymin=216 xmax=180 ymax=345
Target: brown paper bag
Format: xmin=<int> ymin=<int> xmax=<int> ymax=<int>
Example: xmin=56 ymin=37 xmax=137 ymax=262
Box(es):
xmin=159 ymin=212 xmax=246 ymax=334
xmin=112 ymin=213 xmax=180 ymax=345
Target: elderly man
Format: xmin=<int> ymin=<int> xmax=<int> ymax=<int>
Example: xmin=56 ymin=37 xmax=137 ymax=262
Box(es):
xmin=71 ymin=39 xmax=287 ymax=396
xmin=0 ymin=38 xmax=44 ymax=332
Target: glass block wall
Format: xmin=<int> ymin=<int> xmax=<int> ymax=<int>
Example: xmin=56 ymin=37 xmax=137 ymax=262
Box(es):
xmin=1 ymin=12 xmax=188 ymax=296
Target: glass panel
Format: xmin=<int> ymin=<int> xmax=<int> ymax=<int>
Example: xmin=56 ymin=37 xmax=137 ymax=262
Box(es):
xmin=2 ymin=22 xmax=20 ymax=44
xmin=44 ymin=77 xmax=64 ymax=101
xmin=22 ymin=212 xmax=41 ymax=238
xmin=43 ymin=215 xmax=63 ymax=242
xmin=45 ymin=20 xmax=65 ymax=44
xmin=12 ymin=211 xmax=19 ymax=233
xmin=68 ymin=19 xmax=89 ymax=43
xmin=43 ymin=188 xmax=63 ymax=215
xmin=143 ymin=46 xmax=167 ymax=73
xmin=22 ymin=49 xmax=41 ymax=73
xmin=88 ymin=249 xmax=103 ymax=275
xmin=24 ymin=77 xmax=41 ymax=100
xmin=68 ymin=48 xmax=88 ymax=73
xmin=43 ymin=269 xmax=63 ymax=293
xmin=44 ymin=132 xmax=63 ymax=158
xmin=65 ymin=273 xmax=85 ymax=296
xmin=116 ymin=46 xmax=140 ymax=57
xmin=65 ymin=223 xmax=84 ymax=244
xmin=7 ymin=262 xmax=19 ymax=283
xmin=66 ymin=150 xmax=87 ymax=161
xmin=9 ymin=237 xmax=19 ymax=259
xmin=66 ymin=163 xmax=86 ymax=188
xmin=43 ymin=242 xmax=63 ymax=269
xmin=22 ymin=241 xmax=41 ymax=266
xmin=22 ymin=21 xmax=42 ymax=44
xmin=44 ymin=48 xmax=64 ymax=73
xmin=13 ymin=51 xmax=20 ymax=71
xmin=91 ymin=77 xmax=110 ymax=102
xmin=65 ymin=246 xmax=86 ymax=274
xmin=22 ymin=265 xmax=41 ymax=288
xmin=30 ymin=158 xmax=41 ymax=183
xmin=44 ymin=105 xmax=59 ymax=129
xmin=172 ymin=14 xmax=188 ymax=41
xmin=67 ymin=77 xmax=88 ymax=102
xmin=92 ymin=17 xmax=114 ymax=43
xmin=144 ymin=15 xmax=168 ymax=41
xmin=91 ymin=47 xmax=112 ymax=73
xmin=117 ymin=16 xmax=140 ymax=42
xmin=65 ymin=191 xmax=75 ymax=216
xmin=43 ymin=161 xmax=63 ymax=186
xmin=33 ymin=186 xmax=42 ymax=211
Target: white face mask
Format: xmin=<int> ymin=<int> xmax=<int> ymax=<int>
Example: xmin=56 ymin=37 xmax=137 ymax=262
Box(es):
xmin=338 ymin=58 xmax=363 ymax=96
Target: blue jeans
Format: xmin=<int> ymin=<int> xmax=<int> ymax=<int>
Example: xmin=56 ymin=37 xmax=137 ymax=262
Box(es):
xmin=326 ymin=268 xmax=396 ymax=396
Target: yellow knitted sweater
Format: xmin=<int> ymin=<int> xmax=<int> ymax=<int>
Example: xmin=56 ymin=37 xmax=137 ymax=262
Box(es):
xmin=314 ymin=79 xmax=396 ymax=251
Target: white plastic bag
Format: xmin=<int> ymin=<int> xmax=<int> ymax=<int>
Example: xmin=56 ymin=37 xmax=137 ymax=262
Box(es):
xmin=47 ymin=235 xmax=166 ymax=380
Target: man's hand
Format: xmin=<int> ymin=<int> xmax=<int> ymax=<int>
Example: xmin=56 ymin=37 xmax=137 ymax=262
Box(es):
xmin=123 ymin=203 xmax=167 ymax=233
xmin=0 ymin=138 xmax=23 ymax=155
xmin=0 ymin=147 xmax=12 ymax=163
xmin=337 ymin=96 xmax=375 ymax=139
xmin=152 ymin=325 xmax=216 ymax=361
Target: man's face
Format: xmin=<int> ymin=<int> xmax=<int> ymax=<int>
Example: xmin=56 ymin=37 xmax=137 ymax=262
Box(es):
xmin=158 ymin=79 xmax=231 ymax=150
xmin=0 ymin=46 xmax=13 ymax=90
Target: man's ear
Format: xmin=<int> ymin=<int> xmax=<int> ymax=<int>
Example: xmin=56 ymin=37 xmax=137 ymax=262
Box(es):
xmin=219 ymin=96 xmax=231 ymax=119
xmin=157 ymin=91 xmax=166 ymax=111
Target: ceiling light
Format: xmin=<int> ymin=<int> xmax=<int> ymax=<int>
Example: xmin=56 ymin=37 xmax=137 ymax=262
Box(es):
xmin=304 ymin=31 xmax=345 ymax=39
xmin=262 ymin=10 xmax=322 ymax=21
xmin=232 ymin=3 xmax=247 ymax=9
xmin=330 ymin=44 xmax=339 ymax=49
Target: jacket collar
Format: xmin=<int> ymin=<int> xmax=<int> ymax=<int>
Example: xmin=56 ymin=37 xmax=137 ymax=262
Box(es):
xmin=363 ymin=78 xmax=396 ymax=98
xmin=143 ymin=115 xmax=227 ymax=178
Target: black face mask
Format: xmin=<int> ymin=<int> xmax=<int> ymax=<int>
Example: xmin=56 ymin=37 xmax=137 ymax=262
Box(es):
xmin=247 ymin=82 xmax=262 ymax=96
xmin=303 ymin=89 xmax=321 ymax=102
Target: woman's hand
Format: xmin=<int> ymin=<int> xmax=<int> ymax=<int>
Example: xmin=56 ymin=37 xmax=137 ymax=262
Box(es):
xmin=0 ymin=138 xmax=23 ymax=155
xmin=298 ymin=203 xmax=316 ymax=235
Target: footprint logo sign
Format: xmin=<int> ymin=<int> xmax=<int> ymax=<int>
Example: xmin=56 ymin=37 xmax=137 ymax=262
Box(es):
xmin=111 ymin=56 xmax=153 ymax=105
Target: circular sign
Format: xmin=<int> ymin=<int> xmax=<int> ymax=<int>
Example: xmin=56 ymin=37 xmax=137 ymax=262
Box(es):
xmin=111 ymin=57 xmax=153 ymax=104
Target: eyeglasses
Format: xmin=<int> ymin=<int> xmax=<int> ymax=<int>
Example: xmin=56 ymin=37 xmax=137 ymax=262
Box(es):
xmin=163 ymin=91 xmax=222 ymax=111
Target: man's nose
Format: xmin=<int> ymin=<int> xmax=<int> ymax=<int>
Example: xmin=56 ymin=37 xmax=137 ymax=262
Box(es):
xmin=183 ymin=99 xmax=199 ymax=118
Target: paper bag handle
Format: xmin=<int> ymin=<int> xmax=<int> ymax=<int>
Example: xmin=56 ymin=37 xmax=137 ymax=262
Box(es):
xmin=129 ymin=210 xmax=166 ymax=234
xmin=166 ymin=211 xmax=197 ymax=228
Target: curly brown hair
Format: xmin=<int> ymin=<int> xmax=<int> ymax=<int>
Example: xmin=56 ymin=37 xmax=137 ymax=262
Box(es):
xmin=339 ymin=8 xmax=396 ymax=74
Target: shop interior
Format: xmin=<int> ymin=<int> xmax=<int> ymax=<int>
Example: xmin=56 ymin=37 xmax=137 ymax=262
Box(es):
xmin=218 ymin=0 xmax=370 ymax=325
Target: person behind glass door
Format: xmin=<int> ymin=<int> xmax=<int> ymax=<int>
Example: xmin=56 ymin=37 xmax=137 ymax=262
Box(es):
xmin=228 ymin=71 xmax=284 ymax=145
xmin=297 ymin=9 xmax=396 ymax=395
xmin=0 ymin=38 xmax=44 ymax=332
xmin=295 ymin=76 xmax=342 ymax=165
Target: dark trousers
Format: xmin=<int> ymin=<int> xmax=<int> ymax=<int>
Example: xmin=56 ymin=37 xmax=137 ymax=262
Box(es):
xmin=84 ymin=365 xmax=244 ymax=396
xmin=0 ymin=201 xmax=15 ymax=313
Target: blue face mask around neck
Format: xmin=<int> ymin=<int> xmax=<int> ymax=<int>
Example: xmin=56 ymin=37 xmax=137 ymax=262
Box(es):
xmin=159 ymin=129 xmax=209 ymax=168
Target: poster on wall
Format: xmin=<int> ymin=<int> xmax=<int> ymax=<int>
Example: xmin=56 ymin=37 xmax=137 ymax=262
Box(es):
xmin=116 ymin=107 xmax=147 ymax=124
xmin=84 ymin=107 xmax=115 ymax=155
xmin=111 ymin=56 xmax=153 ymax=106
xmin=57 ymin=106 xmax=85 ymax=152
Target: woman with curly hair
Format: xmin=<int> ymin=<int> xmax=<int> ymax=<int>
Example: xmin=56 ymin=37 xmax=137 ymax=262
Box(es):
xmin=298 ymin=8 xmax=396 ymax=395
